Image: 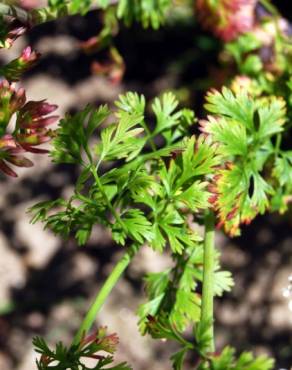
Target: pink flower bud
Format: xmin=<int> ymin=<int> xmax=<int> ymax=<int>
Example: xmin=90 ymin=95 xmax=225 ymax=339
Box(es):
xmin=20 ymin=46 xmax=40 ymax=64
xmin=2 ymin=48 xmax=40 ymax=81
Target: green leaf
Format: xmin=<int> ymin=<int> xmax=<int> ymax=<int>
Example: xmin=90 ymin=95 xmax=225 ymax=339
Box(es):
xmin=195 ymin=318 xmax=213 ymax=356
xmin=96 ymin=93 xmax=146 ymax=162
xmin=139 ymin=245 xmax=204 ymax=337
xmin=272 ymin=151 xmax=292 ymax=187
xmin=257 ymin=97 xmax=286 ymax=139
xmin=145 ymin=269 xmax=171 ymax=299
xmin=225 ymin=33 xmax=262 ymax=65
xmin=204 ymin=88 xmax=286 ymax=145
xmin=201 ymin=346 xmax=275 ymax=370
xmin=29 ymin=199 xmax=67 ymax=224
xmin=204 ymin=87 xmax=255 ymax=132
xmin=241 ymin=54 xmax=263 ymax=75
xmin=200 ymin=115 xmax=247 ymax=157
xmin=112 ymin=208 xmax=153 ymax=245
xmin=124 ymin=208 xmax=153 ymax=243
xmin=151 ymin=222 xmax=167 ymax=251
xmin=98 ymin=0 xmax=110 ymax=9
xmin=152 ymin=92 xmax=181 ymax=134
xmin=170 ymin=289 xmax=201 ymax=331
xmin=159 ymin=159 xmax=180 ymax=196
xmin=180 ymin=135 xmax=221 ymax=182
xmin=86 ymin=105 xmax=110 ymax=138
xmin=69 ymin=0 xmax=92 ymax=14
xmin=175 ymin=181 xmax=209 ymax=212
xmin=183 ymin=247 xmax=234 ymax=298
xmin=213 ymin=270 xmax=234 ymax=297
xmin=115 ymin=92 xmax=146 ymax=118
xmin=52 ymin=106 xmax=110 ymax=164
xmin=138 ymin=294 xmax=166 ymax=333
xmin=211 ymin=163 xmax=248 ymax=236
xmin=30 ymin=194 xmax=108 ymax=246
xmin=213 ymin=165 xmax=274 ymax=236
xmin=234 ymin=351 xmax=274 ymax=370
xmin=171 ymin=348 xmax=188 ymax=370
xmin=76 ymin=165 xmax=92 ymax=192
xmin=159 ymin=209 xmax=197 ymax=254
xmin=75 ymin=225 xmax=92 ymax=246
xmin=117 ymin=0 xmax=172 ymax=28
xmin=249 ymin=172 xmax=274 ymax=213
xmin=202 ymin=87 xmax=287 ymax=235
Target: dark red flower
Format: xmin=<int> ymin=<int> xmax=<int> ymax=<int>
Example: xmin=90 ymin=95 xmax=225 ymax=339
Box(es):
xmin=0 ymin=134 xmax=33 ymax=177
xmin=16 ymin=99 xmax=58 ymax=153
xmin=0 ymin=80 xmax=58 ymax=177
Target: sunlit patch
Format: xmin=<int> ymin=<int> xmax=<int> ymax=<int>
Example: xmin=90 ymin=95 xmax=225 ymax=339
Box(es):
xmin=282 ymin=275 xmax=292 ymax=313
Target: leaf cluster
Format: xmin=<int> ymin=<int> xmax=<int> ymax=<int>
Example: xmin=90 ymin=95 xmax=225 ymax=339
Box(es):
xmin=201 ymin=87 xmax=289 ymax=235
xmin=31 ymin=92 xmax=212 ymax=253
xmin=1 ymin=3 xmax=289 ymax=370
xmin=47 ymin=0 xmax=172 ymax=28
xmin=29 ymin=92 xmax=238 ymax=369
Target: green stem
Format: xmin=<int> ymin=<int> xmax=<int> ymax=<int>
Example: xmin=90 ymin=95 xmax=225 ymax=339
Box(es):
xmin=259 ymin=0 xmax=280 ymax=17
xmin=91 ymin=165 xmax=127 ymax=231
xmin=275 ymin=134 xmax=282 ymax=155
xmin=72 ymin=243 xmax=139 ymax=346
xmin=141 ymin=121 xmax=157 ymax=152
xmin=200 ymin=210 xmax=216 ymax=353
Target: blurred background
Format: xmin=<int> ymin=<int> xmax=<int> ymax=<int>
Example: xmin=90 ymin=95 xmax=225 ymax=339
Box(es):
xmin=0 ymin=2 xmax=292 ymax=369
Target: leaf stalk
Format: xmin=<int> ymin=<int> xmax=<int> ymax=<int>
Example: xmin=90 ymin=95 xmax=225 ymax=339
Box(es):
xmin=200 ymin=210 xmax=216 ymax=353
xmin=72 ymin=243 xmax=139 ymax=346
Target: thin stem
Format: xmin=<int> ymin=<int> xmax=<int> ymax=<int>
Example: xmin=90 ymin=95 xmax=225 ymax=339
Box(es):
xmin=200 ymin=210 xmax=216 ymax=353
xmin=72 ymin=244 xmax=139 ymax=346
xmin=259 ymin=0 xmax=280 ymax=17
xmin=275 ymin=134 xmax=282 ymax=155
xmin=91 ymin=165 xmax=127 ymax=232
xmin=259 ymin=0 xmax=284 ymax=44
xmin=141 ymin=121 xmax=157 ymax=152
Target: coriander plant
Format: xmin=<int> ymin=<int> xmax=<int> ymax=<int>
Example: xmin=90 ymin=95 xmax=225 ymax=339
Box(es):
xmin=0 ymin=0 xmax=291 ymax=369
